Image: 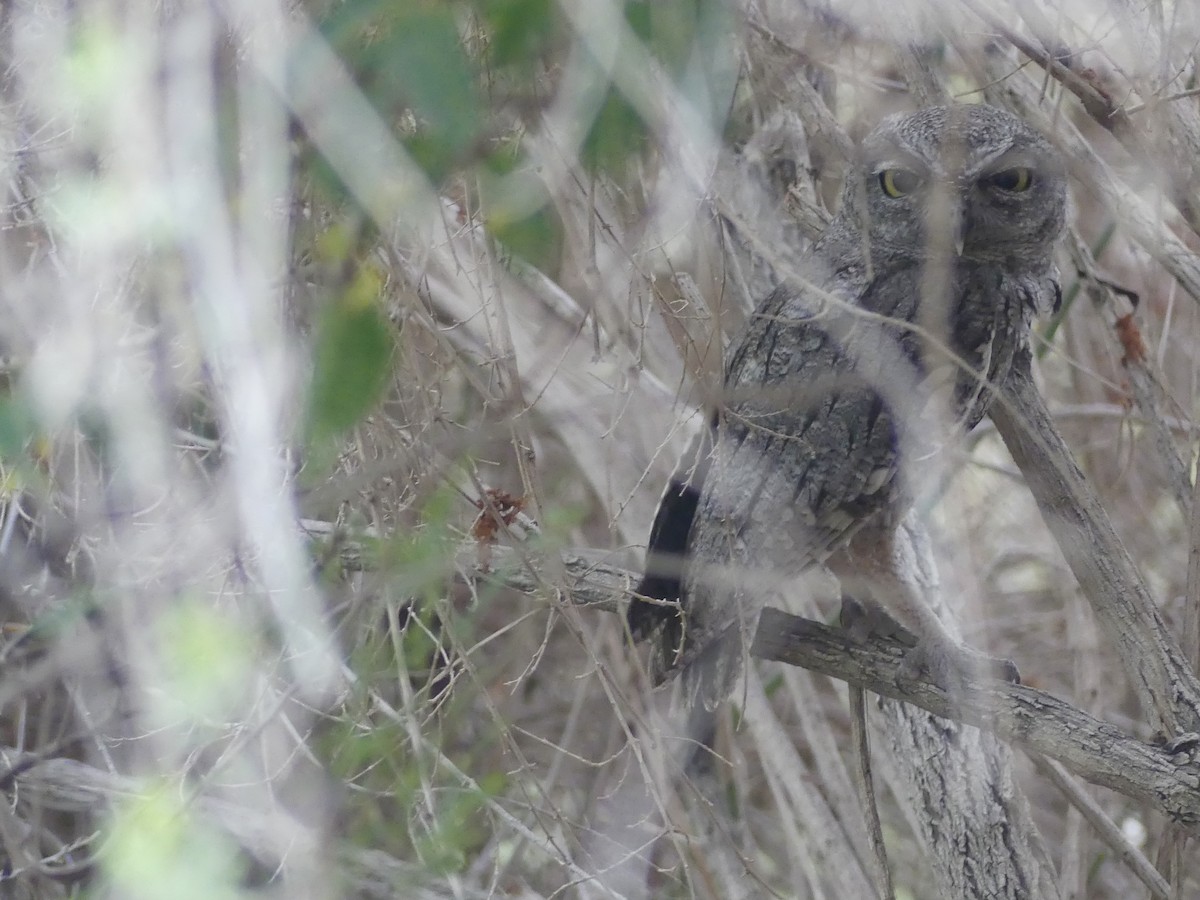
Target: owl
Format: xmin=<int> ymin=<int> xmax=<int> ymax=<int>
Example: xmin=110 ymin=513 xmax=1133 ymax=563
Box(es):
xmin=629 ymin=104 xmax=1068 ymax=711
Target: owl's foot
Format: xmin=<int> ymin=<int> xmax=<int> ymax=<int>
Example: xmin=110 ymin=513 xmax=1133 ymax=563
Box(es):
xmin=898 ymin=640 xmax=1021 ymax=693
xmin=838 ymin=596 xmax=1020 ymax=691
xmin=838 ymin=595 xmax=918 ymax=647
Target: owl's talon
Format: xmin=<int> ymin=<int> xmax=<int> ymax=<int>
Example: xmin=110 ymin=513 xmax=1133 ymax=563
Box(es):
xmin=897 ymin=641 xmax=1021 ymax=692
xmin=839 ymin=595 xmax=918 ymax=647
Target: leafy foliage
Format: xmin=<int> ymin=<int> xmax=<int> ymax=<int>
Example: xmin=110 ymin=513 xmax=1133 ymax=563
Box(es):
xmin=3 ymin=1 xmax=1200 ymax=898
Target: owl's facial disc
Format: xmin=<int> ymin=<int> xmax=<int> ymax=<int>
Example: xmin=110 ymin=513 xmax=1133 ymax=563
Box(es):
xmin=850 ymin=105 xmax=1067 ymax=268
xmin=869 ymin=153 xmax=1051 ymax=260
xmin=872 ymin=165 xmax=969 ymax=256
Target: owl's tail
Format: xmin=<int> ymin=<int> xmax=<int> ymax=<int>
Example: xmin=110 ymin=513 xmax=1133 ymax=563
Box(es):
xmin=633 ymin=598 xmax=742 ymax=712
xmin=677 ymin=625 xmax=743 ymax=712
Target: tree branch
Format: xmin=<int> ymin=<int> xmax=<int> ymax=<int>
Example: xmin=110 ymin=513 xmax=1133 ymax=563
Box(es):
xmin=990 ymin=352 xmax=1200 ymax=735
xmin=451 ymin=543 xmax=1200 ymax=835
xmin=750 ymin=607 xmax=1200 ymax=834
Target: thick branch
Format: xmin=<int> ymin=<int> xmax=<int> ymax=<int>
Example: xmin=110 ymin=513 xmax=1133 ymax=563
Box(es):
xmin=991 ymin=353 xmax=1200 ymax=735
xmin=455 ymin=543 xmax=1200 ymax=834
xmin=751 ymin=607 xmax=1200 ymax=834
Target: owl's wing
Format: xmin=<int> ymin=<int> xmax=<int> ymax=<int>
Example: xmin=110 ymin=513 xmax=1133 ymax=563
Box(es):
xmin=631 ymin=284 xmax=909 ymax=707
xmin=678 ymin=295 xmax=905 ymax=707
xmin=632 ymin=257 xmax=1044 ymax=708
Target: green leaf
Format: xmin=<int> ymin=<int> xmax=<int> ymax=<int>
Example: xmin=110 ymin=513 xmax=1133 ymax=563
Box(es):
xmin=308 ymin=278 xmax=394 ymax=443
xmin=624 ymin=0 xmax=654 ymax=43
xmin=379 ymin=485 xmax=457 ymax=600
xmin=18 ymin=590 xmax=102 ymax=647
xmin=320 ymin=1 xmax=482 ymax=180
xmin=480 ymin=0 xmax=557 ymax=68
xmin=403 ymin=133 xmax=459 ymax=185
xmin=382 ymin=9 xmax=481 ymax=154
xmin=581 ymin=87 xmax=647 ymax=172
xmin=578 ymin=0 xmax=736 ymax=171
xmin=0 ymin=394 xmax=35 ymax=460
xmin=158 ymin=601 xmax=256 ymax=722
xmin=104 ymin=785 xmax=246 ymax=900
xmin=414 ymin=786 xmax=494 ymax=875
xmin=487 ymin=204 xmax=561 ymax=272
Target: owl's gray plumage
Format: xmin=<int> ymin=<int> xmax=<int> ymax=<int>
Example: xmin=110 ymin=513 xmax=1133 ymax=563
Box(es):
xmin=630 ymin=105 xmax=1067 ymax=710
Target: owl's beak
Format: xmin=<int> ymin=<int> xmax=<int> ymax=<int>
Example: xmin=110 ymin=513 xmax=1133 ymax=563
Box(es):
xmin=952 ymin=206 xmax=966 ymax=256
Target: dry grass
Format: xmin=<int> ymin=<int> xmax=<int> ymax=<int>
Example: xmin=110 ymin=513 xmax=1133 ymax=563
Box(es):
xmin=1 ymin=1 xmax=1199 ymax=898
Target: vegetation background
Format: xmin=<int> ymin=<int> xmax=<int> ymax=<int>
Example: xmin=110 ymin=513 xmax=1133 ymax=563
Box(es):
xmin=1 ymin=0 xmax=1198 ymax=897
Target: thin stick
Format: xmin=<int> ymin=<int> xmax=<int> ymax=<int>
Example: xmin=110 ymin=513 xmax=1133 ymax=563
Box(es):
xmin=849 ymin=685 xmax=895 ymax=900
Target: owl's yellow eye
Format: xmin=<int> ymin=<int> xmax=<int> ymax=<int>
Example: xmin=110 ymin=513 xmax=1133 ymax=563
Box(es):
xmin=879 ymin=169 xmax=922 ymax=198
xmin=985 ymin=167 xmax=1033 ymax=192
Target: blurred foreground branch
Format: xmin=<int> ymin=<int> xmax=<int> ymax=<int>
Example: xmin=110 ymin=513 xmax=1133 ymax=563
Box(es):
xmin=0 ymin=749 xmax=486 ymax=900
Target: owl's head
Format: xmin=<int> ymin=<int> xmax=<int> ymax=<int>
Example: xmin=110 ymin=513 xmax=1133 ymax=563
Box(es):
xmin=845 ymin=104 xmax=1067 ymax=268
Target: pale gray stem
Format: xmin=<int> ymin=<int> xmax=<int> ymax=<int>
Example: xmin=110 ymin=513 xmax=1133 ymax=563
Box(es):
xmin=1027 ymin=755 xmax=1172 ymax=900
xmin=990 ymin=352 xmax=1200 ymax=735
xmin=849 ymin=685 xmax=895 ymax=900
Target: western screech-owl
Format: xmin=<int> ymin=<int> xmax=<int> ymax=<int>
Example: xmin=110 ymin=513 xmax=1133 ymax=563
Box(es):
xmin=630 ymin=104 xmax=1068 ymax=710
